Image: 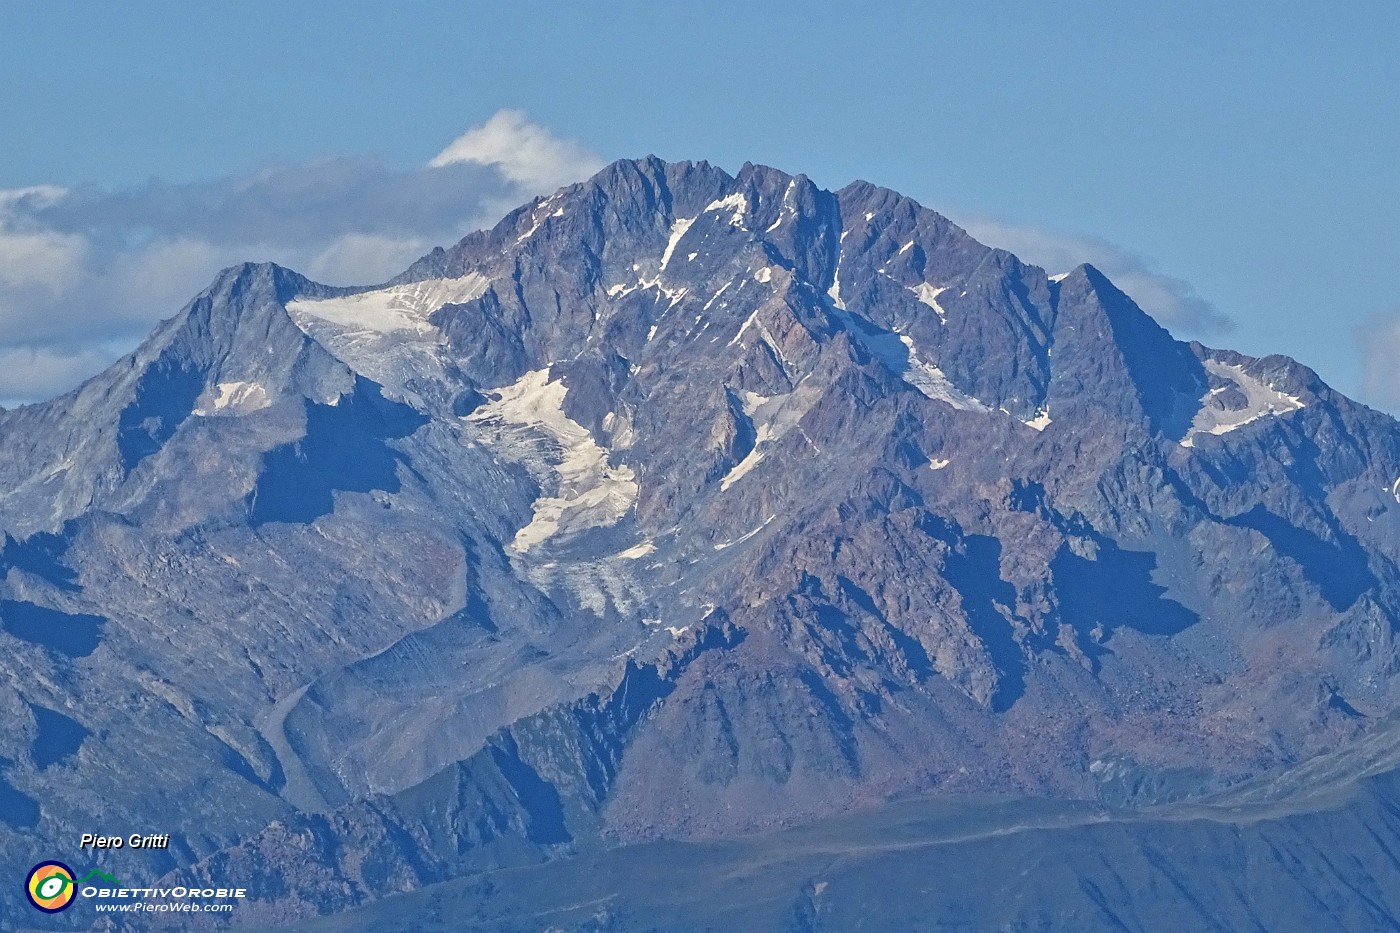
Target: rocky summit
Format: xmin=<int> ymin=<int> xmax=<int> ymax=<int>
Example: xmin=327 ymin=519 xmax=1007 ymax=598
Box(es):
xmin=3 ymin=157 xmax=1400 ymax=931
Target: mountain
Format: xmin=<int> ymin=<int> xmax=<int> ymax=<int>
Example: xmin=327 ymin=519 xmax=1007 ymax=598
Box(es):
xmin=3 ymin=156 xmax=1400 ymax=931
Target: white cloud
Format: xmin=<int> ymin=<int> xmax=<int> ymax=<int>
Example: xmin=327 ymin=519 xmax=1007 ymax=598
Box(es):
xmin=429 ymin=109 xmax=605 ymax=190
xmin=305 ymin=233 xmax=431 ymax=286
xmin=1357 ymin=313 xmax=1400 ymax=414
xmin=105 ymin=237 xmax=237 ymax=319
xmin=0 ymin=344 xmax=119 ymax=408
xmin=0 ymin=186 xmax=89 ymax=293
xmin=0 ymin=228 xmax=89 ymax=292
xmin=0 ymin=110 xmax=605 ymax=406
xmin=956 ymin=216 xmax=1233 ymax=336
xmin=0 ymin=186 xmax=68 ymax=211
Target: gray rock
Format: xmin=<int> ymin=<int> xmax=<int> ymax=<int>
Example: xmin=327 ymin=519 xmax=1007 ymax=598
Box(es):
xmin=1 ymin=157 xmax=1398 ymax=928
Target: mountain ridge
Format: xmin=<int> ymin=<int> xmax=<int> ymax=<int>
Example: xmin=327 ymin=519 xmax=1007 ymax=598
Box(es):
xmin=2 ymin=156 xmax=1399 ymax=929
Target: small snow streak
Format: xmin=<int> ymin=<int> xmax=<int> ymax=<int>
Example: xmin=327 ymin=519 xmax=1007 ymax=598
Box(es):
xmin=729 ymin=308 xmax=761 ymax=347
xmin=704 ymin=279 xmax=734 ymax=312
xmin=714 ymin=515 xmax=776 ymax=549
xmin=660 ymin=216 xmax=696 ymax=271
xmin=616 ymin=541 xmax=655 ymax=560
xmin=516 ymin=199 xmax=564 ymax=244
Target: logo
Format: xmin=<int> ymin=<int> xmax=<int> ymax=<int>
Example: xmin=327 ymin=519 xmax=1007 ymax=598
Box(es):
xmin=22 ymin=857 xmax=245 ymax=916
xmin=25 ymin=861 xmax=76 ymax=913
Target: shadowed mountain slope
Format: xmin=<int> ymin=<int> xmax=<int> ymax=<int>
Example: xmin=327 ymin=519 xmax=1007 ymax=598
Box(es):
xmin=2 ymin=157 xmax=1399 ymax=929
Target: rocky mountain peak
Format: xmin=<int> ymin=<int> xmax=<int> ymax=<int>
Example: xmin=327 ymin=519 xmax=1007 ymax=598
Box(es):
xmin=2 ymin=155 xmax=1400 ymax=926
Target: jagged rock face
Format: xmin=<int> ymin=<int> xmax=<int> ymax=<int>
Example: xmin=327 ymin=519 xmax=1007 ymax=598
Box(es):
xmin=1 ymin=156 xmax=1399 ymax=925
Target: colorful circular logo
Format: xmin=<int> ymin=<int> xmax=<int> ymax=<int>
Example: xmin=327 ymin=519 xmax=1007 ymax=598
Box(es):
xmin=25 ymin=861 xmax=76 ymax=913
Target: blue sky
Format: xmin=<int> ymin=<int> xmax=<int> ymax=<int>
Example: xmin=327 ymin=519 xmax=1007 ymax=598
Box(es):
xmin=1 ymin=1 xmax=1397 ymax=409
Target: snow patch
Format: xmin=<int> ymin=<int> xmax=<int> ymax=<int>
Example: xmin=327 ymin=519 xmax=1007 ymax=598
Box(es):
xmin=603 ymin=410 xmax=637 ymax=450
xmin=720 ymin=424 xmax=773 ymax=490
xmin=897 ymin=335 xmax=985 ymax=410
xmin=898 ymin=240 xmax=914 ymax=254
xmin=288 ymin=275 xmax=493 ymax=402
xmin=288 ymin=274 xmax=490 ymax=336
xmin=636 ymin=277 xmax=687 ymax=306
xmin=1049 ymin=271 xmax=1071 ymax=283
xmin=704 ymin=192 xmax=749 ymax=228
xmin=831 ymin=307 xmax=988 ymax=412
xmin=929 ymin=457 xmax=951 ymax=470
xmin=740 ymin=391 xmax=772 ymax=416
xmin=1391 ymin=477 xmax=1400 ymax=506
xmin=616 ymin=541 xmax=655 ymax=560
xmin=195 ymin=381 xmax=271 ymax=416
xmin=466 ymin=369 xmax=637 ymax=554
xmin=715 ymin=383 xmax=821 ymax=496
xmin=754 ymin=267 xmax=773 ymax=283
xmin=1181 ymin=360 xmax=1305 ymax=447
xmin=910 ymin=283 xmax=949 ymax=322
xmin=660 ymin=216 xmax=696 ymax=270
xmin=1023 ymin=409 xmax=1052 ymax=431
xmin=827 ymin=271 xmax=845 ymax=310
